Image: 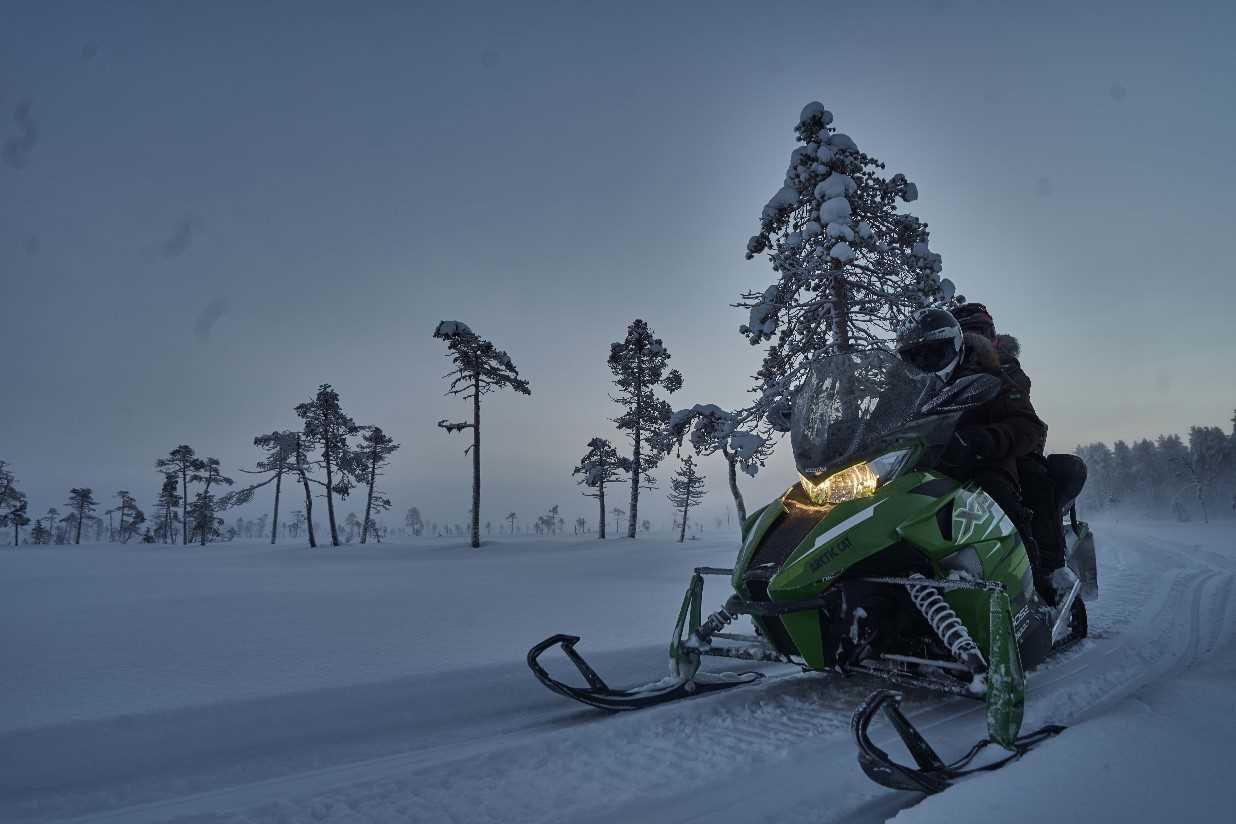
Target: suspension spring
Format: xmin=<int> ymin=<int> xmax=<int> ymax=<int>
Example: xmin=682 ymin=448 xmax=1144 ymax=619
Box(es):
xmin=905 ymin=574 xmax=986 ymax=672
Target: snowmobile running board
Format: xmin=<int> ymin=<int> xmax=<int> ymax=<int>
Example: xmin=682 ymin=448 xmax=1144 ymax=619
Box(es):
xmin=853 ymin=690 xmax=1066 ymax=794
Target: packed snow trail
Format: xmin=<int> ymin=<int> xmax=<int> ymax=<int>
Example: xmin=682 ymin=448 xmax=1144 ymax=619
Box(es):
xmin=2 ymin=522 xmax=1233 ymax=823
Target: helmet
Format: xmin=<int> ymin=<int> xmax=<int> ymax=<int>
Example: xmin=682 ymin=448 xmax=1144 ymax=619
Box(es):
xmin=896 ymin=308 xmax=963 ymax=381
xmin=951 ymin=302 xmax=995 ymax=339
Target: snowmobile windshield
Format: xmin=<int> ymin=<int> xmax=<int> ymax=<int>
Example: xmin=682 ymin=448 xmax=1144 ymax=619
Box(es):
xmin=790 ymin=350 xmax=944 ymax=477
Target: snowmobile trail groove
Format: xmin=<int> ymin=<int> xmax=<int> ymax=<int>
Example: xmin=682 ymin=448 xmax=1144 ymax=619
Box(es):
xmin=9 ymin=523 xmax=1234 ymax=824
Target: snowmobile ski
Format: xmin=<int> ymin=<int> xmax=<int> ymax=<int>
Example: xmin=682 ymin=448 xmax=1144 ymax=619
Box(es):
xmin=527 ymin=634 xmax=763 ymax=711
xmin=852 ymin=689 xmax=1066 ymax=794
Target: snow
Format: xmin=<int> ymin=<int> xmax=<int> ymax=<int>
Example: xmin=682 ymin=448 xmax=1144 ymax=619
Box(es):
xmin=798 ymin=102 xmax=832 ymax=125
xmin=2 ymin=520 xmax=1233 ymax=823
xmin=827 ymin=133 xmax=858 ymax=152
xmin=818 ymin=196 xmax=852 ymax=224
xmin=829 ymin=241 xmax=855 ymax=262
xmin=814 ymin=173 xmax=857 ymax=201
xmin=827 ymin=222 xmax=855 ymax=241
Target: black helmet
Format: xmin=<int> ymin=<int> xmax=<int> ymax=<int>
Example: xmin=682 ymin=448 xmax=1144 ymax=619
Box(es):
xmin=896 ymin=308 xmax=963 ymax=380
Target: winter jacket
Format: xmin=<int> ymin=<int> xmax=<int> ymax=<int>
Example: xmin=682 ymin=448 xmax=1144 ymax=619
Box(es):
xmin=995 ymin=334 xmax=1030 ymax=393
xmin=951 ymin=332 xmax=1047 ymax=484
xmin=995 ymin=333 xmax=1048 ymax=455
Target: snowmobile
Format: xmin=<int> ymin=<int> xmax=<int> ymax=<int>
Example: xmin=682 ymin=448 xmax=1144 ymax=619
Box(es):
xmin=528 ymin=350 xmax=1098 ymax=793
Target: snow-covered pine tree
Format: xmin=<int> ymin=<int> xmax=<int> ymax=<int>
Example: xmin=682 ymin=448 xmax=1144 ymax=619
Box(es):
xmin=737 ymin=102 xmax=948 ymax=435
xmin=107 ymin=490 xmax=144 ymax=543
xmin=154 ymin=474 xmax=180 ymax=543
xmin=405 ymin=507 xmax=424 ymax=536
xmin=505 ymin=512 xmax=517 ymax=534
xmin=222 ymin=431 xmax=298 ymax=545
xmin=30 ymin=517 xmax=50 ymax=545
xmin=357 ymin=426 xmax=399 ymax=544
xmin=1187 ymin=426 xmax=1233 ymax=523
xmin=295 ymin=384 xmax=361 ymax=547
xmin=608 ymin=319 xmax=683 ymax=539
xmin=667 ymin=404 xmax=773 ymax=530
xmin=66 ymin=487 xmax=97 ymax=544
xmin=572 ymin=437 xmax=627 ymax=539
xmin=667 ymin=456 xmax=706 ymax=544
xmin=188 ymin=458 xmax=233 ymax=546
xmin=1 ymin=490 xmax=28 ymax=546
xmin=0 ymin=462 xmax=29 ymax=546
xmin=433 ymin=321 xmax=532 ymax=549
xmin=155 ymin=445 xmax=198 ymax=545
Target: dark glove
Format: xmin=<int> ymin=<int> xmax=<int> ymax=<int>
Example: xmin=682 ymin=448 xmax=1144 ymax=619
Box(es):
xmin=940 ymin=426 xmax=996 ymax=472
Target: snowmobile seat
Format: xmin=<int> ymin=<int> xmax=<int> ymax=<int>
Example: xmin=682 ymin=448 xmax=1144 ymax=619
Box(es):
xmin=1045 ymin=454 xmax=1086 ymax=516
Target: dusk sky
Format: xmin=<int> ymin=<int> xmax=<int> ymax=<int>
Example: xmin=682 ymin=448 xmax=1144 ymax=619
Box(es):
xmin=4 ymin=0 xmax=1234 ymax=529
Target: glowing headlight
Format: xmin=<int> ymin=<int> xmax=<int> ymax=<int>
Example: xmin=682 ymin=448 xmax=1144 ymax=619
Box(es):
xmin=799 ymin=449 xmax=913 ymax=505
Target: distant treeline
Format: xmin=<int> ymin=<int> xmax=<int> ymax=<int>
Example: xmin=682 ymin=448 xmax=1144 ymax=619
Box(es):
xmin=1073 ymin=414 xmax=1236 ymax=522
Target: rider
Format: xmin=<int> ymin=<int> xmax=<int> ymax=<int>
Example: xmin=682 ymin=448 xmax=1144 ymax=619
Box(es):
xmin=895 ymin=309 xmax=1051 ymax=599
xmin=950 ymin=303 xmax=1066 ymax=604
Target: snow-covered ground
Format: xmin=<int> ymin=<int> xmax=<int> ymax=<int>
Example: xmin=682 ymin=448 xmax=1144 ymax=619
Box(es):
xmin=1 ymin=521 xmax=1233 ymax=823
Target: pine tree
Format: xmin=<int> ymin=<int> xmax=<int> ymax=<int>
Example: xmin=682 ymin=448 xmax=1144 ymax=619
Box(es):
xmin=0 ymin=462 xmax=29 ymax=546
xmin=433 ymin=321 xmax=532 ymax=548
xmin=505 ymin=511 xmax=517 ymax=534
xmin=156 ymin=445 xmax=198 ymax=545
xmin=30 ymin=517 xmax=51 ymax=544
xmin=736 ymin=102 xmax=947 ymax=435
xmin=668 ymin=404 xmax=773 ymax=530
xmin=608 ymin=319 xmax=683 ymax=538
xmin=66 ymin=487 xmax=97 ymax=544
xmin=572 ymin=437 xmax=626 ymax=539
xmin=223 ymin=431 xmax=298 ymax=545
xmin=188 ymin=458 xmax=234 ymax=546
xmin=1187 ymin=426 xmax=1233 ymax=523
xmin=295 ymin=385 xmax=360 ymax=547
xmin=405 ymin=507 xmax=424 ymax=536
xmin=107 ymin=490 xmax=144 ymax=543
xmin=154 ymin=473 xmax=181 ymax=543
xmin=357 ymin=426 xmax=400 ymax=544
xmin=668 ymin=456 xmax=706 ymax=543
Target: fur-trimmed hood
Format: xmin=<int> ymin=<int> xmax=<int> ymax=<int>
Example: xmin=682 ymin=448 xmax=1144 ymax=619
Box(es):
xmin=960 ymin=331 xmax=1002 ymax=373
xmin=995 ymin=333 xmax=1020 ymax=359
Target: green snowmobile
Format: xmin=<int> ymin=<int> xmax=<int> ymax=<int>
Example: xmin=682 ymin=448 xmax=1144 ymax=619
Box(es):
xmin=529 ymin=350 xmax=1097 ymax=793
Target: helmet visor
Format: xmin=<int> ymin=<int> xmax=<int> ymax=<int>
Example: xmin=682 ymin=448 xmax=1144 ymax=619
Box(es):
xmin=898 ymin=339 xmax=959 ymax=375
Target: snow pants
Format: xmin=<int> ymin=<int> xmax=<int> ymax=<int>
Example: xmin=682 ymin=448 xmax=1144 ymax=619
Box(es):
xmin=971 ymin=468 xmax=1049 ymax=599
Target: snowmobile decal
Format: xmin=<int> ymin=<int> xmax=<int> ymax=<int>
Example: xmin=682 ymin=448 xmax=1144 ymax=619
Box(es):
xmin=952 ymin=487 xmax=997 ymax=544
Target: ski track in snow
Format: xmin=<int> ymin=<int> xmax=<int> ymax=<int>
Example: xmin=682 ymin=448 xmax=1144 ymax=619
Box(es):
xmin=4 ymin=522 xmax=1234 ymax=823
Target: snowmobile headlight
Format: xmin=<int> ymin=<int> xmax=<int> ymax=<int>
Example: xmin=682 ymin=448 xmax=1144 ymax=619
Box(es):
xmin=799 ymin=449 xmax=913 ymax=505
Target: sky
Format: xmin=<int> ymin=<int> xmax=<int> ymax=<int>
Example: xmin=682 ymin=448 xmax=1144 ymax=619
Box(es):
xmin=3 ymin=0 xmax=1234 ymax=533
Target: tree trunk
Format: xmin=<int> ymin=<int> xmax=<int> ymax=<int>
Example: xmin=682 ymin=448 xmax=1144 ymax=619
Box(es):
xmin=74 ymin=504 xmax=83 ymax=544
xmin=271 ymin=468 xmax=282 ymax=545
xmin=362 ymin=446 xmax=376 ymax=545
xmin=628 ymin=364 xmax=642 ymax=539
xmin=181 ymin=466 xmax=189 ymax=546
xmin=678 ymin=501 xmax=688 ymax=543
xmin=725 ymin=450 xmax=747 ymax=533
xmin=199 ymin=479 xmax=212 ymax=547
xmin=597 ymin=481 xmax=606 ymax=539
xmin=471 ymin=373 xmax=481 ymax=549
xmin=324 ymin=438 xmax=339 ymax=546
xmin=300 ymin=471 xmax=317 ymax=548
